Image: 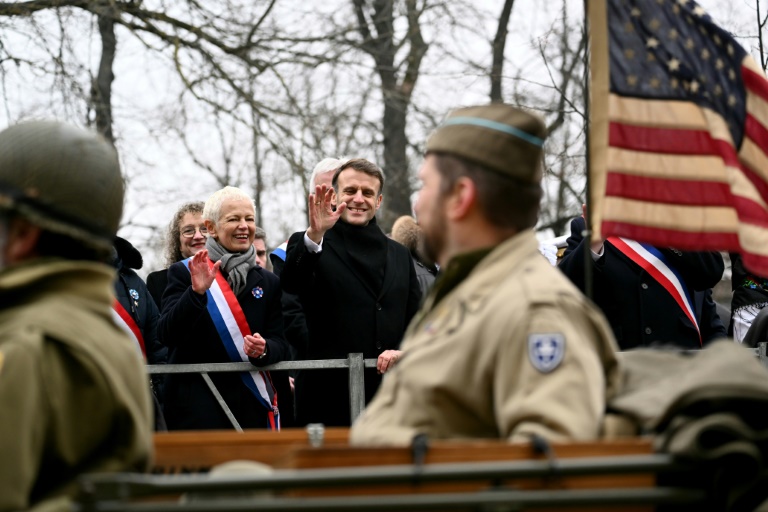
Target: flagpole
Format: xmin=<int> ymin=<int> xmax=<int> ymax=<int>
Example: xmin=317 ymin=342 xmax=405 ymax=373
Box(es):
xmin=583 ymin=0 xmax=594 ymax=301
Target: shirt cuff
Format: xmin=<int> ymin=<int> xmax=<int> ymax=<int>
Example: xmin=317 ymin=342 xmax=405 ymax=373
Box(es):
xmin=304 ymin=231 xmax=323 ymax=253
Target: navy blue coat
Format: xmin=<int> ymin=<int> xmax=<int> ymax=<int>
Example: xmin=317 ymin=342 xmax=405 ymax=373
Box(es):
xmin=158 ymin=261 xmax=289 ymax=430
xmin=559 ymin=217 xmax=725 ymax=349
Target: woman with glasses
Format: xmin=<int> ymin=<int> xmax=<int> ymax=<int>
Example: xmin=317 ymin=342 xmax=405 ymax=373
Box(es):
xmin=147 ymin=202 xmax=206 ymax=309
xmin=158 ymin=187 xmax=289 ymax=430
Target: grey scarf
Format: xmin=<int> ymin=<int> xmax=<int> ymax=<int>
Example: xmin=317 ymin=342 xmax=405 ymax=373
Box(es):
xmin=205 ymin=237 xmax=256 ymax=296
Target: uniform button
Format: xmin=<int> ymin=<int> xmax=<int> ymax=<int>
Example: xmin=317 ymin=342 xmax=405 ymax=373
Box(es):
xmin=644 ymin=327 xmax=652 ymax=335
xmin=641 ymin=283 xmax=648 ymax=289
xmin=376 ymin=303 xmax=382 ymax=311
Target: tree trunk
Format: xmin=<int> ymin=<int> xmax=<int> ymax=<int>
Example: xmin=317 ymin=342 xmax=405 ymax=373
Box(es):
xmin=91 ymin=11 xmax=116 ymax=143
xmin=252 ymin=110 xmax=264 ymax=227
xmin=381 ymin=92 xmax=411 ymax=227
xmin=352 ymin=0 xmax=428 ymax=229
xmin=490 ymin=0 xmax=515 ymax=103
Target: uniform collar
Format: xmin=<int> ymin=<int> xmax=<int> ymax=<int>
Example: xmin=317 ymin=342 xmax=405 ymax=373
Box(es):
xmin=421 ymin=230 xmax=539 ymax=315
xmin=0 ymin=257 xmax=116 ymax=304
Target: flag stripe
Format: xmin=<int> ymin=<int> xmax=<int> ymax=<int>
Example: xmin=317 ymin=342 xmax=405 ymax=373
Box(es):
xmin=742 ymin=253 xmax=768 ymax=275
xmin=730 ymin=162 xmax=768 ymax=209
xmin=610 ymin=122 xmax=740 ymax=168
xmin=733 ymin=194 xmax=768 ymax=227
xmin=738 ymin=125 xmax=768 ymax=206
xmin=745 ymin=114 xmax=768 ymax=156
xmin=602 ymin=221 xmax=739 ymax=249
xmin=738 ymin=222 xmax=768 ymax=256
xmin=602 ymin=196 xmax=739 ymax=232
xmin=746 ymin=89 xmax=768 ymax=130
xmin=608 ymin=148 xmax=728 ymax=180
xmin=743 ymin=64 xmax=768 ymax=103
xmin=608 ymin=95 xmax=707 ymax=129
xmin=610 ymin=123 xmax=715 ymax=154
xmin=605 ymin=173 xmax=732 ymax=206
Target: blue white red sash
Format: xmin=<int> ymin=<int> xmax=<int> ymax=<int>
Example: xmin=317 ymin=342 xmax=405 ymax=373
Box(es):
xmin=112 ymin=299 xmax=147 ymax=359
xmin=183 ymin=258 xmax=279 ymax=430
xmin=271 ymin=241 xmax=287 ymax=262
xmin=608 ymin=237 xmax=701 ymax=346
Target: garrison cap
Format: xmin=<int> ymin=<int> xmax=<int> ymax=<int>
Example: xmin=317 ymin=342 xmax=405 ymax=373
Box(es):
xmin=0 ymin=121 xmax=124 ymax=251
xmin=425 ymin=105 xmax=547 ymax=184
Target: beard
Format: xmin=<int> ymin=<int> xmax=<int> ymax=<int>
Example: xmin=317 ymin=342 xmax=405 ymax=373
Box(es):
xmin=419 ymin=208 xmax=446 ymax=267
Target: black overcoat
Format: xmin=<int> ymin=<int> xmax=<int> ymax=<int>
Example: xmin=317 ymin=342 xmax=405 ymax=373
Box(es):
xmin=158 ymin=261 xmax=289 ymax=430
xmin=146 ymin=269 xmax=168 ymax=311
xmin=281 ymin=224 xmax=421 ymax=426
xmin=559 ymin=216 xmax=725 ymax=350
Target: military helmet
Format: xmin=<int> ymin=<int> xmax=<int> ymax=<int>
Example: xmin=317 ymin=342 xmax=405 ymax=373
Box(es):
xmin=0 ymin=121 xmax=124 ymax=251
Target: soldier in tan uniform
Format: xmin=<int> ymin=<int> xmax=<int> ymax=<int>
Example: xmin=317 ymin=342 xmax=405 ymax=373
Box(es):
xmin=0 ymin=122 xmax=153 ymax=510
xmin=351 ymin=105 xmax=621 ymax=445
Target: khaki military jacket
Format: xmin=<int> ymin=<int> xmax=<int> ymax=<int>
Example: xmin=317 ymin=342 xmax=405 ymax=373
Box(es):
xmin=0 ymin=259 xmax=153 ymax=511
xmin=351 ymin=230 xmax=621 ymax=446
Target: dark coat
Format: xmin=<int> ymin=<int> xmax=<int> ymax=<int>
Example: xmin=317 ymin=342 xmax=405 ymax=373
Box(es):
xmin=412 ymin=257 xmax=437 ymax=297
xmin=158 ymin=261 xmax=289 ymax=430
xmin=114 ymin=262 xmax=167 ymax=368
xmin=146 ymin=269 xmax=168 ymax=311
xmin=113 ymin=237 xmax=168 ymax=431
xmin=559 ymin=216 xmax=725 ymax=349
xmin=268 ymin=241 xmax=305 ymax=428
xmin=281 ymin=224 xmax=421 ymax=426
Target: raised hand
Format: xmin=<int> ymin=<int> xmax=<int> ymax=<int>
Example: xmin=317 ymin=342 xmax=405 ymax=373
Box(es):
xmin=189 ymin=250 xmax=221 ymax=295
xmin=306 ymin=184 xmax=346 ymax=244
xmin=582 ymin=203 xmax=605 ymax=254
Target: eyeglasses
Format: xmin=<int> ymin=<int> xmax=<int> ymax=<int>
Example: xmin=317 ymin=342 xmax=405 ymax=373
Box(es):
xmin=181 ymin=226 xmax=208 ymax=238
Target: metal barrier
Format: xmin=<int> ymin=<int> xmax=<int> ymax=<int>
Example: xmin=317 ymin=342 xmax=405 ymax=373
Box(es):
xmin=148 ymin=344 xmax=768 ymax=431
xmin=76 ymin=454 xmax=706 ymax=511
xmin=148 ymin=354 xmax=376 ymax=431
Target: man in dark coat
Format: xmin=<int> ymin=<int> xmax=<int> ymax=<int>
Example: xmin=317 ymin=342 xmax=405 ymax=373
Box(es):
xmin=281 ymin=158 xmax=421 ymax=427
xmin=559 ymin=215 xmax=725 ymax=349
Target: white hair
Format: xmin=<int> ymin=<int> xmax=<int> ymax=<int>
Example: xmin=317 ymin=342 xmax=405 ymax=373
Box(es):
xmin=308 ymin=157 xmax=347 ymax=194
xmin=203 ymin=186 xmax=254 ymax=226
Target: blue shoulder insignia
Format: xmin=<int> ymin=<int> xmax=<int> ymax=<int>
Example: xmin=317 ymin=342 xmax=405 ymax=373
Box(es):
xmin=527 ymin=333 xmax=565 ymax=373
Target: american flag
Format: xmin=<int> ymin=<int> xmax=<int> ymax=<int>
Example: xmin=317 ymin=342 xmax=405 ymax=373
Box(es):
xmin=588 ymin=0 xmax=768 ymax=275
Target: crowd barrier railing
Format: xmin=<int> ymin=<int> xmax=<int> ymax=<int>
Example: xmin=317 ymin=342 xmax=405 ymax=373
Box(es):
xmin=148 ymin=343 xmax=768 ymax=432
xmin=148 ymin=353 xmax=376 ymax=431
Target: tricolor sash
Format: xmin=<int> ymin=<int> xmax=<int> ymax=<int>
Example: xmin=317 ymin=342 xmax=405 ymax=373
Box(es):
xmin=608 ymin=237 xmax=701 ymax=346
xmin=112 ymin=299 xmax=147 ymax=359
xmin=271 ymin=241 xmax=287 ymax=262
xmin=184 ymin=258 xmax=279 ymax=430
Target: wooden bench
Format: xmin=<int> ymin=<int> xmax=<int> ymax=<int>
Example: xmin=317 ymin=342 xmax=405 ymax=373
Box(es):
xmin=75 ymin=431 xmax=705 ymax=511
xmin=152 ymin=427 xmax=350 ymax=473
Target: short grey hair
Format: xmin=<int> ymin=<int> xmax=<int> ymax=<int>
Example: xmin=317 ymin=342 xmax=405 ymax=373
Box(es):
xmin=308 ymin=157 xmax=346 ymax=194
xmin=254 ymin=226 xmax=267 ymax=242
xmin=203 ymin=186 xmax=254 ymax=227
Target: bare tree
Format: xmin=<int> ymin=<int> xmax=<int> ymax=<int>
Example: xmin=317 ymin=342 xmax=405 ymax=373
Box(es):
xmin=490 ymin=0 xmax=515 ymax=103
xmin=349 ymin=0 xmax=429 ymax=228
xmin=90 ymin=7 xmax=116 ymax=142
xmin=756 ymin=0 xmax=768 ymax=71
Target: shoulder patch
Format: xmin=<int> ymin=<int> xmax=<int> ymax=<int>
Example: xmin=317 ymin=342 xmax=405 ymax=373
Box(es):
xmin=527 ymin=333 xmax=565 ymax=373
